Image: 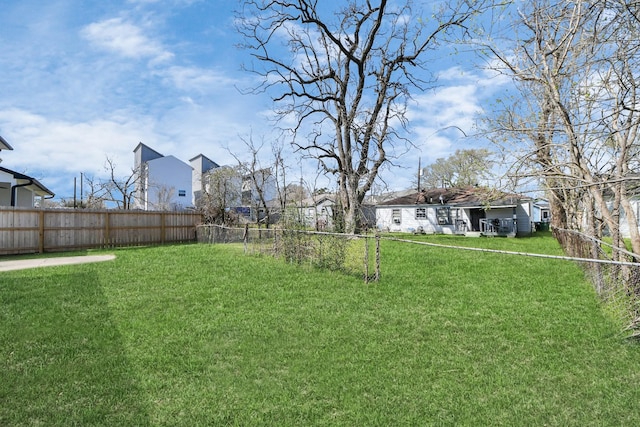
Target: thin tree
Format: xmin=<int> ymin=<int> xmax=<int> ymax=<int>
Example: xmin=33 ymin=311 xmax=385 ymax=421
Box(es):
xmin=481 ymin=0 xmax=640 ymax=255
xmin=102 ymin=157 xmax=140 ymax=210
xmin=237 ymin=0 xmax=492 ymax=233
xmin=231 ymin=134 xmax=276 ymax=228
xmin=82 ymin=174 xmax=108 ymax=209
xmin=197 ymin=165 xmax=243 ymax=225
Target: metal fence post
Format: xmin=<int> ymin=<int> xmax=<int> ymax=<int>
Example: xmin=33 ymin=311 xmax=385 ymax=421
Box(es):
xmin=364 ymin=235 xmax=369 ymax=284
xmin=375 ymin=233 xmax=381 ymax=282
xmin=243 ymin=224 xmax=249 ymax=254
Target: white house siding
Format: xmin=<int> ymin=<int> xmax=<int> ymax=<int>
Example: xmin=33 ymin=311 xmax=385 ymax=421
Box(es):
xmin=376 ymin=205 xmax=456 ymax=234
xmin=0 ymin=171 xmax=12 ymax=205
xmin=143 ymin=156 xmax=193 ymax=210
xmin=377 ymin=202 xmax=533 ymax=235
xmin=243 ymin=171 xmax=277 ymax=206
xmin=516 ymin=202 xmax=533 ymax=234
xmin=190 ymin=155 xmax=219 ymax=206
xmin=14 ymin=187 xmax=34 ymax=208
xmin=616 ymin=198 xmax=640 ymax=238
xmin=0 ymin=188 xmax=9 ymax=206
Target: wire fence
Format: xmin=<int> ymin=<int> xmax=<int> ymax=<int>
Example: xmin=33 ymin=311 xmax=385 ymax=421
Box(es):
xmin=388 ymin=230 xmax=640 ymax=339
xmin=554 ymin=228 xmax=640 ymax=338
xmin=196 ymin=224 xmax=381 ymax=283
xmin=197 ymin=224 xmax=640 ymax=338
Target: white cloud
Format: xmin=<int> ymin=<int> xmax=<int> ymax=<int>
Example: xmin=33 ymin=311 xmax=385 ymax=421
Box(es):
xmin=0 ymin=108 xmax=156 ymax=179
xmin=81 ymin=17 xmax=174 ymax=63
xmin=160 ymin=66 xmax=240 ymax=92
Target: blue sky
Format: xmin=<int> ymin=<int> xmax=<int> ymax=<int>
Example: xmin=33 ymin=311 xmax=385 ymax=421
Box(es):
xmin=0 ymin=0 xmax=508 ymax=202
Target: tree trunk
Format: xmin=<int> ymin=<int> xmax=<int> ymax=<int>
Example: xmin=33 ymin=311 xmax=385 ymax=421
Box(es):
xmin=621 ymin=194 xmax=640 ymax=256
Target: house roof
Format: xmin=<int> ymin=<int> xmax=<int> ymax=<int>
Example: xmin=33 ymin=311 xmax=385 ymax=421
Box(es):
xmin=0 ymin=135 xmax=14 ymax=151
xmin=378 ymin=187 xmax=530 ymax=208
xmin=305 ymin=194 xmax=336 ymax=207
xmin=0 ymin=166 xmax=55 ymax=197
xmin=189 ymin=154 xmax=219 ymax=168
xmin=133 ymin=142 xmax=164 ymax=163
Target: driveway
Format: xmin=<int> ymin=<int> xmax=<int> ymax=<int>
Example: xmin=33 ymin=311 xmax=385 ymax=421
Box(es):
xmin=0 ymin=255 xmax=116 ymax=272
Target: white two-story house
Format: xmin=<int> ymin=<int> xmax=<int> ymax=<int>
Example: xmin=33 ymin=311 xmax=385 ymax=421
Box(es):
xmin=133 ymin=143 xmax=193 ymax=211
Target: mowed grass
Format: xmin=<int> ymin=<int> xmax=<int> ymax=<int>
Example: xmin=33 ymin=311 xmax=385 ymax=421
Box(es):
xmin=1 ymin=235 xmax=640 ymax=426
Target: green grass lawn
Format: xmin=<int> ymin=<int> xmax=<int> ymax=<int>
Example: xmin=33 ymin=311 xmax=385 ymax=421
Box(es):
xmin=1 ymin=235 xmax=639 ymax=425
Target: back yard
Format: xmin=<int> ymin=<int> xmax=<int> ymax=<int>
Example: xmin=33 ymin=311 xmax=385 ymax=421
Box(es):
xmin=1 ymin=234 xmax=639 ymax=425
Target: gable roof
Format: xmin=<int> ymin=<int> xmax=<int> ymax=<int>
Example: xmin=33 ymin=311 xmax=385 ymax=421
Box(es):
xmin=0 ymin=135 xmax=14 ymax=151
xmin=297 ymin=193 xmax=336 ymax=207
xmin=0 ymin=166 xmax=55 ymax=197
xmin=378 ymin=187 xmax=530 ymax=208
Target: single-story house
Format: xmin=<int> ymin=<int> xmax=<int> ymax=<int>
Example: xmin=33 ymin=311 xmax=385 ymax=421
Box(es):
xmin=0 ymin=166 xmax=55 ymax=207
xmin=376 ymin=187 xmax=534 ymax=236
xmin=290 ymin=194 xmax=337 ymax=230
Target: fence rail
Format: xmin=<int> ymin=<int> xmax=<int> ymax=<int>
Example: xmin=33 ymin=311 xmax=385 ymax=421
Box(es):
xmin=0 ymin=207 xmax=203 ymax=255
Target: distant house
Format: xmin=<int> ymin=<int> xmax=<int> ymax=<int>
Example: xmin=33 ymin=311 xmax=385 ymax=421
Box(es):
xmin=0 ymin=136 xmax=55 ymax=207
xmin=292 ymin=194 xmax=337 ymax=230
xmin=0 ymin=166 xmax=55 ymax=208
xmin=239 ymin=168 xmax=278 ymax=222
xmin=532 ymin=199 xmax=551 ymax=230
xmin=133 ymin=143 xmax=193 ymax=211
xmin=190 ymin=154 xmax=219 ymax=206
xmin=0 ymin=135 xmax=13 ymax=152
xmin=376 ymin=187 xmax=534 ymax=236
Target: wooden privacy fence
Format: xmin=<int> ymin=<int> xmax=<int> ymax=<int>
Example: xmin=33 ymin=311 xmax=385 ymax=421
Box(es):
xmin=0 ymin=207 xmax=203 ymax=255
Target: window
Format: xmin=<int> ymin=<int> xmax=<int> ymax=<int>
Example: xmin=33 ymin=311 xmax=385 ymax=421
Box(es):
xmin=392 ymin=209 xmax=401 ymax=224
xmin=416 ymin=207 xmax=426 ymax=219
xmin=178 ymin=190 xmax=186 ymax=197
xmin=436 ymin=207 xmax=451 ymax=225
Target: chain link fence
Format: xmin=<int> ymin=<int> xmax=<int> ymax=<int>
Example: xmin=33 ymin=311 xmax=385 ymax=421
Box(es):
xmin=554 ymin=228 xmax=640 ymax=338
xmin=197 ymin=224 xmax=380 ymax=283
xmin=197 ymin=224 xmax=640 ymax=338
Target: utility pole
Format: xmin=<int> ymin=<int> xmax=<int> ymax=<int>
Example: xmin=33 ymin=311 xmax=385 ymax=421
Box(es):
xmin=80 ymin=172 xmax=83 ymax=208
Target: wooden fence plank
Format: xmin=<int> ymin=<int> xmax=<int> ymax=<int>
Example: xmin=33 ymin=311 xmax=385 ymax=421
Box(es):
xmin=0 ymin=207 xmax=203 ymax=255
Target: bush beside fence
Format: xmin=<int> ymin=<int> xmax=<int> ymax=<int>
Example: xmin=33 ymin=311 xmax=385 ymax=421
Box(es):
xmin=197 ymin=224 xmax=380 ymax=283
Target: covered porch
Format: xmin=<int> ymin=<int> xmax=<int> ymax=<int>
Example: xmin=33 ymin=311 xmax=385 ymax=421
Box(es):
xmin=452 ymin=206 xmax=519 ymax=237
xmin=479 ymin=218 xmax=517 ymax=237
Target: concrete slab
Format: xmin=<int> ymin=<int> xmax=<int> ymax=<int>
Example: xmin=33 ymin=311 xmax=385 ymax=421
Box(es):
xmin=0 ymin=254 xmax=116 ymax=272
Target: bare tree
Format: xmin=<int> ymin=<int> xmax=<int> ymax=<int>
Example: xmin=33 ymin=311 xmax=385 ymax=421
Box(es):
xmin=154 ymin=186 xmax=177 ymax=211
xmin=102 ymin=157 xmax=140 ymax=210
xmin=82 ymin=174 xmax=108 ymax=209
xmin=231 ymin=134 xmax=277 ymax=228
xmin=237 ymin=0 xmax=491 ymax=233
xmin=197 ymin=165 xmax=243 ymax=225
xmin=272 ymin=140 xmax=290 ymax=221
xmin=481 ymin=0 xmax=640 ymax=255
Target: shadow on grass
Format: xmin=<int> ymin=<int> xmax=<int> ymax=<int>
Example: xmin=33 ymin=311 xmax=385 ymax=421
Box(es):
xmin=0 ymin=270 xmax=150 ymax=426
